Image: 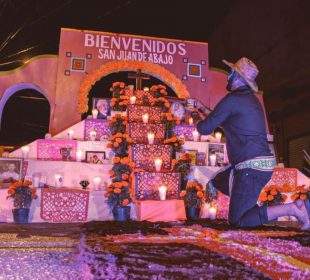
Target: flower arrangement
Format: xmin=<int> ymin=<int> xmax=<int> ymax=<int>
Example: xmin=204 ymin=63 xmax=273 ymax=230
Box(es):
xmin=291 ymin=185 xmax=310 ymax=202
xmin=108 ymin=114 xmax=128 ymax=135
xmin=163 ymin=136 xmax=184 ymax=154
xmin=150 ymin=84 xmax=168 ymax=98
xmin=258 ymin=185 xmax=287 ymax=206
xmin=7 ymin=180 xmax=38 ymax=209
xmin=106 ymin=133 xmax=134 ymax=157
xmin=110 ymin=82 xmax=129 ymax=111
xmin=180 ymin=181 xmax=205 ymax=208
xmin=105 ymin=156 xmax=136 ymax=209
xmin=172 ymin=153 xmax=192 ymax=184
xmin=151 ymin=97 xmax=170 ymax=113
xmin=161 ymin=112 xmax=181 ymax=132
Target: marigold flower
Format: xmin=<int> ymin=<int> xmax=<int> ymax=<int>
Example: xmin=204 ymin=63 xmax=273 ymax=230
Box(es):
xmin=7 ymin=189 xmax=15 ymax=195
xmin=113 ymin=157 xmax=121 ymax=163
xmin=300 ymin=194 xmax=307 ymax=200
xmin=113 ymin=188 xmax=121 ymax=194
xmin=120 ymin=157 xmax=130 ymax=164
xmin=122 ymin=199 xmax=129 ymax=206
xmin=106 ymin=143 xmax=112 ymax=148
xmin=115 ymin=138 xmax=122 ymax=143
xmin=197 ymin=191 xmax=204 ymax=199
xmin=129 ymin=162 xmax=136 ymax=168
xmin=267 ymin=195 xmax=274 ymax=201
xmin=31 ymin=194 xmax=38 ymax=199
xmin=180 ymin=191 xmax=186 ymax=198
xmin=108 ymin=170 xmax=115 ymax=176
xmin=270 ymin=189 xmax=277 ymax=196
xmin=122 ymin=174 xmax=129 ymax=180
xmin=29 ymin=187 xmax=36 ymax=193
xmin=113 ymin=142 xmax=120 ymax=147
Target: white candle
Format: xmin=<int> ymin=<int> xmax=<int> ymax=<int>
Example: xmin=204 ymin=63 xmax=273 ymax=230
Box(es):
xmin=90 ymin=131 xmax=97 ymax=141
xmin=33 ymin=176 xmax=40 ymax=188
xmin=147 ymin=132 xmax=154 ymax=144
xmin=143 ymin=86 xmax=149 ymax=92
xmin=158 ymin=186 xmax=167 ymax=200
xmin=21 ymin=145 xmax=30 ymax=158
xmin=189 ymin=118 xmax=193 ymax=125
xmin=215 ymin=132 xmax=222 ymax=142
xmin=142 ymin=113 xmax=149 ymax=124
xmin=154 ymin=158 xmax=162 ymax=171
xmin=128 ymin=85 xmax=134 ymax=91
xmin=93 ymin=176 xmax=101 ymax=191
xmin=92 ymin=109 xmax=98 ymax=119
xmin=201 ymin=203 xmax=210 ymax=219
xmin=192 ymin=130 xmax=199 ymax=141
xmin=67 ymin=129 xmax=74 ymax=140
xmin=55 ymin=174 xmax=63 ymax=188
xmin=209 ymin=206 xmax=217 ymax=220
xmin=130 ymin=96 xmax=136 ymax=105
xmin=76 ymin=150 xmax=83 ymax=162
xmin=209 ymin=154 xmax=217 ymax=166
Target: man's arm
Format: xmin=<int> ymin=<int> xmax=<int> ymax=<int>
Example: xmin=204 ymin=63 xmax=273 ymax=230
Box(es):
xmin=196 ymin=95 xmax=234 ymax=135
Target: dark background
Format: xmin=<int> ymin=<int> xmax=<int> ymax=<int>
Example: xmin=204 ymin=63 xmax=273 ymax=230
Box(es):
xmin=0 ymin=0 xmax=309 ymax=173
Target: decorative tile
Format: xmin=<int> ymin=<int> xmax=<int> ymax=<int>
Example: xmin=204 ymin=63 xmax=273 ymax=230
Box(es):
xmin=131 ymin=144 xmax=172 ymax=170
xmin=134 ymin=171 xmax=181 ymax=200
xmin=127 ymin=123 xmax=165 ymax=143
xmin=127 ymin=105 xmax=162 ymax=124
xmin=173 ymin=125 xmax=197 ymax=141
xmin=71 ymin=57 xmax=86 ymax=72
xmin=188 ymin=63 xmax=201 ymax=77
xmin=265 ymin=168 xmax=297 ymax=188
xmin=37 ymin=140 xmax=77 ymax=161
xmin=84 ymin=119 xmax=111 ymax=141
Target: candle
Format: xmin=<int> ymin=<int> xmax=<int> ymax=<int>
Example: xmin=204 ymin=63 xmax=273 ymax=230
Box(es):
xmin=55 ymin=174 xmax=63 ymax=188
xmin=158 ymin=186 xmax=167 ymax=200
xmin=21 ymin=145 xmax=30 ymax=158
xmin=90 ymin=131 xmax=97 ymax=141
xmin=93 ymin=176 xmax=101 ymax=191
xmin=209 ymin=154 xmax=217 ymax=166
xmin=189 ymin=118 xmax=193 ymax=125
xmin=67 ymin=129 xmax=74 ymax=140
xmin=33 ymin=175 xmax=40 ymax=188
xmin=130 ymin=96 xmax=136 ymax=105
xmin=201 ymin=203 xmax=210 ymax=219
xmin=209 ymin=206 xmax=217 ymax=220
xmin=128 ymin=85 xmax=134 ymax=91
xmin=143 ymin=86 xmax=149 ymax=92
xmin=142 ymin=113 xmax=149 ymax=124
xmin=192 ymin=130 xmax=199 ymax=141
xmin=215 ymin=132 xmax=222 ymax=142
xmin=92 ymin=109 xmax=98 ymax=119
xmin=147 ymin=132 xmax=154 ymax=144
xmin=76 ymin=150 xmax=83 ymax=162
xmin=154 ymin=158 xmax=162 ymax=171
xmin=45 ymin=133 xmax=52 ymax=139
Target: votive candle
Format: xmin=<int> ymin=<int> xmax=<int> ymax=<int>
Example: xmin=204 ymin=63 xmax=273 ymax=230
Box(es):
xmin=92 ymin=109 xmax=98 ymax=119
xmin=93 ymin=176 xmax=101 ymax=191
xmin=209 ymin=206 xmax=217 ymax=220
xmin=67 ymin=129 xmax=74 ymax=140
xmin=215 ymin=132 xmax=222 ymax=142
xmin=192 ymin=130 xmax=199 ymax=141
xmin=76 ymin=150 xmax=83 ymax=162
xmin=158 ymin=186 xmax=167 ymax=200
xmin=154 ymin=158 xmax=162 ymax=171
xmin=130 ymin=96 xmax=136 ymax=104
xmin=90 ymin=131 xmax=97 ymax=141
xmin=147 ymin=132 xmax=155 ymax=144
xmin=143 ymin=86 xmax=149 ymax=92
xmin=21 ymin=145 xmax=30 ymax=158
xmin=142 ymin=113 xmax=149 ymax=124
xmin=189 ymin=118 xmax=193 ymax=125
xmin=209 ymin=154 xmax=216 ymax=166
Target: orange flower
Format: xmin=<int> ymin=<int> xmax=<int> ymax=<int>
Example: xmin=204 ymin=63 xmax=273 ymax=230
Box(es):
xmin=113 ymin=142 xmax=119 ymax=147
xmin=108 ymin=170 xmax=115 ymax=176
xmin=113 ymin=157 xmax=121 ymax=163
xmin=180 ymin=190 xmax=186 ymax=198
xmin=7 ymin=189 xmax=15 ymax=195
xmin=300 ymin=194 xmax=307 ymax=200
xmin=23 ymin=180 xmax=32 ymax=187
xmin=270 ymin=189 xmax=277 ymax=196
xmin=120 ymin=157 xmax=130 ymax=164
xmin=115 ymin=138 xmax=122 ymax=143
xmin=113 ymin=188 xmax=121 ymax=194
xmin=106 ymin=143 xmax=112 ymax=148
xmin=122 ymin=174 xmax=129 ymax=180
xmin=129 ymin=162 xmax=136 ymax=168
xmin=197 ymin=191 xmax=204 ymax=199
xmin=267 ymin=195 xmax=274 ymax=201
xmin=122 ymin=181 xmax=129 ymax=187
xmin=31 ymin=194 xmax=38 ymax=199
xmin=29 ymin=187 xmax=36 ymax=193
xmin=122 ymin=199 xmax=129 ymax=206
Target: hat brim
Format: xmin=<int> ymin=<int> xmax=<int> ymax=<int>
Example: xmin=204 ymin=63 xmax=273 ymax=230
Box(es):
xmin=222 ymin=59 xmax=258 ymax=92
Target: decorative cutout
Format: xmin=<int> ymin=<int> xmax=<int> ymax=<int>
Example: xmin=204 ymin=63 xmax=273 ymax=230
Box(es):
xmin=71 ymin=57 xmax=86 ymax=72
xmin=134 ymin=171 xmax=181 ymax=200
xmin=266 ymin=168 xmax=297 ymax=188
xmin=131 ymin=144 xmax=172 ymax=170
xmin=37 ymin=140 xmax=77 ymax=161
xmin=127 ymin=123 xmax=165 ymax=143
xmin=84 ymin=119 xmax=111 ymax=140
xmin=188 ymin=63 xmax=201 ymax=77
xmin=173 ymin=125 xmax=197 ymax=141
xmin=127 ymin=105 xmax=162 ymax=124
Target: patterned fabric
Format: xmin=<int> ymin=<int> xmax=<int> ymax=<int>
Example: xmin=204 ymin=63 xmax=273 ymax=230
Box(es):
xmin=127 ymin=105 xmax=162 ymax=124
xmin=131 ymin=144 xmax=172 ymax=170
xmin=235 ymin=156 xmax=275 ymax=171
xmin=40 ymin=188 xmax=89 ymax=222
xmin=37 ymin=140 xmax=77 ymax=161
xmin=84 ymin=119 xmax=111 ymax=141
xmin=127 ymin=123 xmax=165 ymax=143
xmin=265 ymin=167 xmax=297 ymax=188
xmin=173 ymin=125 xmax=197 ymax=141
xmin=134 ymin=172 xmax=181 ymax=200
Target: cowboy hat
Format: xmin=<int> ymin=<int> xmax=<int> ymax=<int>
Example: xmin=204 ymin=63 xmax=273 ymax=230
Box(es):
xmin=222 ymin=57 xmax=259 ymax=92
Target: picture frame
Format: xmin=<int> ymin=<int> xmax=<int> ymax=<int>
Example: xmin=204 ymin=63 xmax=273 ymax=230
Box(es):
xmin=186 ymin=149 xmax=198 ymax=165
xmin=206 ymin=143 xmax=228 ymax=167
xmin=170 ymin=100 xmax=186 ymax=122
xmin=92 ymin=98 xmax=111 ymax=119
xmin=0 ymin=158 xmax=23 ymax=188
xmin=85 ymin=151 xmax=106 ymax=164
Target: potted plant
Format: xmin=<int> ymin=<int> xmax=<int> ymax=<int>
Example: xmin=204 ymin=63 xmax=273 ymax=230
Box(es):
xmin=7 ymin=180 xmax=38 ymax=223
xmin=106 ymin=156 xmax=135 ymax=221
xmin=180 ymin=181 xmax=205 ymax=220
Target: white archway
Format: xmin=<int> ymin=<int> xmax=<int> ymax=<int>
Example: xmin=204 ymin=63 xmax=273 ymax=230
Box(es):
xmin=0 ymin=83 xmax=51 ymax=129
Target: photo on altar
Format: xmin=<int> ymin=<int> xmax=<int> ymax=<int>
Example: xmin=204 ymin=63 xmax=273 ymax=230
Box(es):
xmin=0 ymin=158 xmax=23 ymax=187
xmin=206 ymin=142 xmax=228 ymax=167
xmin=85 ymin=151 xmax=106 ymax=164
xmin=168 ymin=98 xmax=186 ymax=122
xmin=92 ymin=98 xmax=111 ymax=119
xmin=186 ymin=149 xmax=198 ymax=165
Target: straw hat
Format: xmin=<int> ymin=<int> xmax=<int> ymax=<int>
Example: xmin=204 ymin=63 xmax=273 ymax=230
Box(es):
xmin=222 ymin=57 xmax=259 ymax=92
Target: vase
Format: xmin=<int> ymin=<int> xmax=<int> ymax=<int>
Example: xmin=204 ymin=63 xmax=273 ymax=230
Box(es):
xmin=12 ymin=208 xmax=30 ymax=223
xmin=112 ymin=206 xmax=130 ymax=221
xmin=185 ymin=206 xmax=200 ymax=221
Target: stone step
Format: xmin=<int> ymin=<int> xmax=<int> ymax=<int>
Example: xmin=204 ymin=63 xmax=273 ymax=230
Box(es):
xmin=130 ymin=144 xmax=173 ymax=170
xmin=133 ymin=171 xmax=181 ymax=200
xmin=127 ymin=122 xmax=166 ymax=143
xmin=127 ymin=104 xmax=162 ymax=124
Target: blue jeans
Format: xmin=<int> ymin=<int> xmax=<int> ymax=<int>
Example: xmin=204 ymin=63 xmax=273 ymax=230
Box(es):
xmin=210 ymin=166 xmax=273 ymax=227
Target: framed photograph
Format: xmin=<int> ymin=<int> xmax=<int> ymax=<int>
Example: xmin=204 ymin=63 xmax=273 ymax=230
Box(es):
xmin=206 ymin=143 xmax=228 ymax=167
xmin=92 ymin=98 xmax=111 ymax=119
xmin=85 ymin=151 xmax=106 ymax=164
xmin=186 ymin=149 xmax=198 ymax=165
xmin=0 ymin=158 xmax=23 ymax=187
